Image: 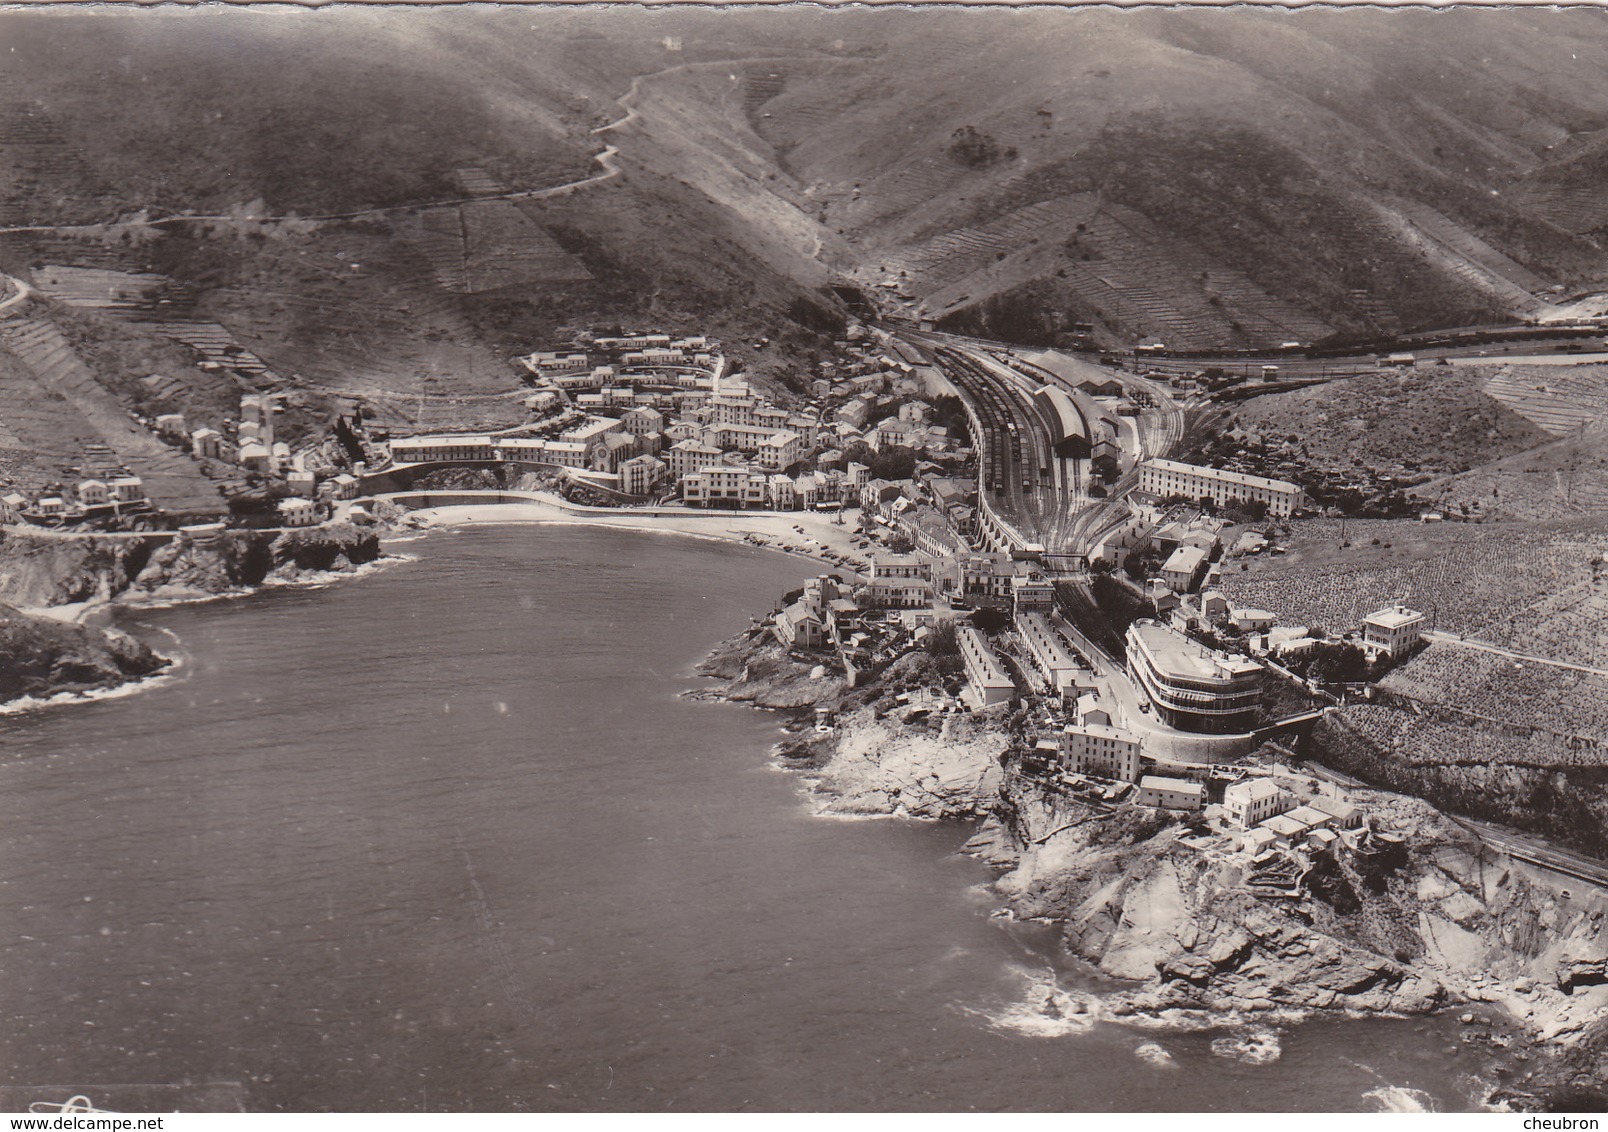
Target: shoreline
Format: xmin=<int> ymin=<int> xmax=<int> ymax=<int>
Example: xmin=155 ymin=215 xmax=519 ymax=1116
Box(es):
xmin=394 ymin=498 xmax=874 ymax=575
xmin=2 ymin=503 xmax=1598 ymax=1108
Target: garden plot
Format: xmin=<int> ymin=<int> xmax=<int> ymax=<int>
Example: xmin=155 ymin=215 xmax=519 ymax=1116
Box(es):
xmin=32 ymin=265 xmax=168 ymax=312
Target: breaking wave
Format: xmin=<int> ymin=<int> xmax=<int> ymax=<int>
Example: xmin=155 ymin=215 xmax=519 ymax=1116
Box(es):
xmin=1210 ymin=1028 xmax=1283 ymax=1065
xmin=964 ymin=966 xmax=1102 ymax=1037
xmin=1363 ymin=1085 xmax=1438 ymax=1112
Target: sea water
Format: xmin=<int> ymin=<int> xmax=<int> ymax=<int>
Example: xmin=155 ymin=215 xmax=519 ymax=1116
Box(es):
xmin=0 ymin=526 xmax=1496 ymax=1112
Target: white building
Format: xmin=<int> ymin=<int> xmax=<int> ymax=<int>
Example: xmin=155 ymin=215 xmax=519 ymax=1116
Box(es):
xmin=957 ymin=625 xmax=1014 ymax=707
xmin=619 ymin=454 xmax=668 ymax=497
xmin=1138 ymin=458 xmax=1303 ymax=518
xmin=109 ymin=477 xmax=145 ymax=503
xmin=621 ymin=406 xmax=666 ymax=436
xmin=389 ymin=435 xmax=495 ymax=463
xmin=666 ymin=440 xmax=725 ymax=479
xmin=1018 ymin=612 xmax=1084 ymax=695
xmin=77 ymin=479 xmax=110 ymax=506
xmin=1361 ymin=605 xmax=1425 ymax=658
xmin=681 ymin=466 xmax=768 ymax=509
xmin=277 ymin=497 xmax=318 ymax=527
xmin=1136 ymin=775 xmax=1205 ymax=811
xmin=869 ymin=556 xmax=932 ymax=582
xmin=1061 ymin=722 xmax=1142 ymax=781
xmin=1160 ymin=544 xmax=1208 ymax=593
xmin=1223 ymin=778 xmax=1288 ymax=829
xmin=756 ymin=429 xmax=803 ymax=470
xmin=191 ymin=427 xmax=223 ymax=460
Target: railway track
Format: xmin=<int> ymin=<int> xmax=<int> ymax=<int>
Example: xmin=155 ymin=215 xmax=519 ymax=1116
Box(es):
xmin=929 ymin=344 xmax=1057 ymax=543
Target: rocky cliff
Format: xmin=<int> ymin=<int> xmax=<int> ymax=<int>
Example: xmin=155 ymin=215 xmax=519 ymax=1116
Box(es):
xmin=701 ymin=619 xmax=1608 ymax=1108
xmin=0 ymin=524 xmax=387 ymax=609
xmin=981 ymin=768 xmax=1608 ymax=1109
xmin=0 ymin=602 xmax=167 ymax=704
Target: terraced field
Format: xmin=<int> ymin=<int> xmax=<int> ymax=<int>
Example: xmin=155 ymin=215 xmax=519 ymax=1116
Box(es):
xmin=399 ymin=200 xmax=592 ymax=295
xmin=0 ymin=303 xmax=223 ymax=511
xmin=0 ymin=85 xmax=102 ymax=227
xmin=1381 ymin=198 xmax=1552 ymax=318
xmin=1512 ymin=183 xmax=1608 ymax=237
xmin=1216 ymin=516 xmax=1607 ymax=643
xmin=32 ymin=265 xmax=168 ymax=312
xmin=1382 ymin=643 xmax=1608 ymax=731
xmin=126 ymin=319 xmax=281 ymax=389
xmin=885 ymin=195 xmax=1100 ymax=285
xmin=1481 ymin=365 xmax=1608 ymax=435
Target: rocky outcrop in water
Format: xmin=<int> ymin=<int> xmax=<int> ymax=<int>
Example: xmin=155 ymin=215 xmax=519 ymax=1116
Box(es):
xmin=0 ymin=602 xmax=167 ymax=704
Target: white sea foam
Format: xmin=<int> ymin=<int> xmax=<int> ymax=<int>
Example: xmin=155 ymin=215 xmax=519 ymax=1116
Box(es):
xmin=1210 ymin=1028 xmax=1283 ymax=1065
xmin=0 ymin=666 xmax=183 ymax=716
xmin=1362 ymin=1085 xmax=1438 ymax=1113
xmin=965 ymin=966 xmax=1102 ymax=1038
xmin=1134 ymin=1041 xmax=1176 ymax=1067
xmin=261 ymin=552 xmax=417 ymax=590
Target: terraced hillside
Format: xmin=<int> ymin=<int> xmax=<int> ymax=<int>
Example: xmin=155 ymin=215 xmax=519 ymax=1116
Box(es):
xmin=7 ymin=4 xmax=1608 ymax=453
xmin=1215 ymin=516 xmax=1607 ymax=642
xmin=1481 ymin=366 xmax=1608 ymax=436
xmin=0 ymin=298 xmax=226 ymax=512
xmin=398 ymin=200 xmax=592 ymax=295
xmin=1228 ymin=364 xmax=1552 ymax=479
xmin=755 ymin=6 xmax=1608 ymax=346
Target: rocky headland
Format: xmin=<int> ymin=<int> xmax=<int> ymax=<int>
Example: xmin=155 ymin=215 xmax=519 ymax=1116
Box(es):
xmin=701 ymin=619 xmax=1608 ymax=1110
xmin=0 ymin=521 xmax=395 ymax=705
xmin=0 ymin=601 xmax=168 ymax=705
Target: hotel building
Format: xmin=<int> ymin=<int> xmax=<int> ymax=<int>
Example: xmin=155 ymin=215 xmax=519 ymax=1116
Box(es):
xmin=1125 ymin=618 xmax=1263 ymax=733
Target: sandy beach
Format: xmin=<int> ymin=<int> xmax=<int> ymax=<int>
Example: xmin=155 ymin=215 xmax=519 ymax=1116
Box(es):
xmin=392 ymin=493 xmax=879 ymax=575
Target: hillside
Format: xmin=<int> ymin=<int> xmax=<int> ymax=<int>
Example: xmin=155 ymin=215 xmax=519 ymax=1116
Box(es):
xmin=756 ymin=7 xmax=1608 ymax=347
xmin=1225 ymin=365 xmax=1554 ymax=480
xmin=3 ymin=4 xmax=1608 ymax=492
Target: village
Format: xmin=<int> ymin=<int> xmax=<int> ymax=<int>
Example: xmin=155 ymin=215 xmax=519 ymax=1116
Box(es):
xmin=0 ymin=319 xmax=1475 ymax=899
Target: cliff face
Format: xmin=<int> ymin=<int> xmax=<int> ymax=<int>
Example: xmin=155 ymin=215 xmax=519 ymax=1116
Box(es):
xmin=696 ymin=630 xmax=847 ymax=710
xmin=1310 ymin=711 xmax=1608 ymax=860
xmin=0 ymin=525 xmax=386 ymax=608
xmin=983 ymin=771 xmax=1608 ymax=1107
xmin=0 ymin=602 xmax=167 ymax=703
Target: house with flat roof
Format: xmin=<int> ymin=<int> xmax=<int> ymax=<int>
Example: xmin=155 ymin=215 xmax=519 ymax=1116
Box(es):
xmin=1136 ymin=775 xmax=1204 ymax=811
